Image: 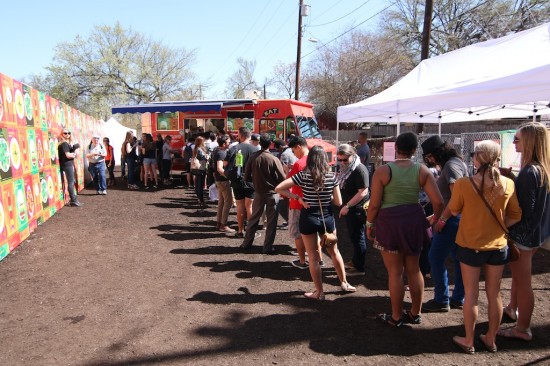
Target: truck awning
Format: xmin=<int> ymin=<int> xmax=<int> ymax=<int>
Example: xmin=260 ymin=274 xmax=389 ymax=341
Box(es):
xmin=111 ymin=102 xmax=223 ymax=114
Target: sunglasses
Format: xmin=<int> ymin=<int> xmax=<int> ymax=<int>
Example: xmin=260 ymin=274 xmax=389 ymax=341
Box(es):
xmin=512 ymin=136 xmax=520 ymax=143
xmin=337 ymin=158 xmax=349 ymax=162
xmin=62 ymin=132 xmax=71 ymax=135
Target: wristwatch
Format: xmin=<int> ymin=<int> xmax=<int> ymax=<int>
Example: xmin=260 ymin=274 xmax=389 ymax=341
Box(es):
xmin=345 ymin=203 xmax=351 ymax=209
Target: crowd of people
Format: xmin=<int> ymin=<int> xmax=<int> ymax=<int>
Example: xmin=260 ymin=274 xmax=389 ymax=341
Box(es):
xmin=57 ymin=122 xmax=550 ymax=354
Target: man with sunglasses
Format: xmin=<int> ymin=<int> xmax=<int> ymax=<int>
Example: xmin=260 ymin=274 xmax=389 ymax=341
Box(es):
xmin=58 ymin=130 xmax=82 ymax=207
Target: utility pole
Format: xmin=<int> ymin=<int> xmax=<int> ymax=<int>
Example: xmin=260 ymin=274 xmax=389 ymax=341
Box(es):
xmin=416 ymin=0 xmax=433 ymax=134
xmin=295 ymin=0 xmax=304 ymax=101
xmin=421 ymin=0 xmax=433 ymax=61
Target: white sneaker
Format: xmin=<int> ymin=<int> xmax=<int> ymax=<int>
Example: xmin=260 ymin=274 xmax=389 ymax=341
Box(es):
xmin=101 ymin=190 xmax=107 ymax=195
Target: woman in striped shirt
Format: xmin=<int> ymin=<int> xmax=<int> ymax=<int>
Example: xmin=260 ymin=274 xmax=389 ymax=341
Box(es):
xmin=276 ymin=146 xmax=356 ymax=300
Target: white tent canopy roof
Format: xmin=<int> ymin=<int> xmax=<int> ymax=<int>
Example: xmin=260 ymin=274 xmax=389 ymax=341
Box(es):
xmin=337 ymin=22 xmax=550 ymax=124
xmin=101 ymin=117 xmax=136 ymax=166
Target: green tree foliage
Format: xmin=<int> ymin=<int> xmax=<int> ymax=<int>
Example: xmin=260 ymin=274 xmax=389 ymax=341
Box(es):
xmin=28 ymin=23 xmax=196 ymax=120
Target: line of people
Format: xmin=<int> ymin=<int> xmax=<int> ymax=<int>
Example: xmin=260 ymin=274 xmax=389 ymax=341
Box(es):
xmin=364 ymin=123 xmax=549 ymax=355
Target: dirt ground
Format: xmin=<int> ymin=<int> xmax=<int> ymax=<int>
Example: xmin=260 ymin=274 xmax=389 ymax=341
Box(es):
xmin=1 ymin=176 xmax=549 ymax=366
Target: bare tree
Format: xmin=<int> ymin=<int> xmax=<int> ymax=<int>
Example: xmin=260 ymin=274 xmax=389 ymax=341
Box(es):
xmin=266 ymin=61 xmax=297 ymax=99
xmin=225 ymin=58 xmax=260 ymax=99
xmin=381 ymin=0 xmax=550 ymax=60
xmin=26 ymin=22 xmax=196 ymax=119
xmin=302 ymin=30 xmax=415 ymax=123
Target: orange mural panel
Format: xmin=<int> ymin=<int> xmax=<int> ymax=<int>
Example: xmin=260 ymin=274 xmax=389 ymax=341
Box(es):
xmin=1 ymin=75 xmax=15 ymax=125
xmin=12 ymin=80 xmax=26 ymax=126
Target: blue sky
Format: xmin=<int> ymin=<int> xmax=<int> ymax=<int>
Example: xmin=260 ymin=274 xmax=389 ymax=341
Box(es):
xmin=0 ymin=0 xmax=389 ymax=99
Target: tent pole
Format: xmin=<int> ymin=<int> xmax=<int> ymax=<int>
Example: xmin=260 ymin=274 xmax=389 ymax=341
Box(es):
xmin=335 ymin=120 xmax=340 ymax=151
xmin=396 ymin=115 xmax=400 ymax=136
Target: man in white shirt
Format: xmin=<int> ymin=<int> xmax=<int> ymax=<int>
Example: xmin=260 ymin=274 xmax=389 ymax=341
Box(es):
xmin=86 ymin=135 xmax=107 ymax=195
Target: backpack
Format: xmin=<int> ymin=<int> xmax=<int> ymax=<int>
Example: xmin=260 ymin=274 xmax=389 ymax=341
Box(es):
xmin=182 ymin=144 xmax=193 ymax=164
xmin=207 ymin=148 xmax=218 ymax=175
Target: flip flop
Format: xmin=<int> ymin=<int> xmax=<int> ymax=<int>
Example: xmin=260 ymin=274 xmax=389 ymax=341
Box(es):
xmin=452 ymin=336 xmax=475 ymax=355
xmin=479 ymin=334 xmax=497 ymax=352
xmin=497 ymin=326 xmax=533 ymax=341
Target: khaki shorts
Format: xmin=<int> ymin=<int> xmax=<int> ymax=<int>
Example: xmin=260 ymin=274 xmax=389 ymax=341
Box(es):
xmin=288 ymin=208 xmax=301 ymax=239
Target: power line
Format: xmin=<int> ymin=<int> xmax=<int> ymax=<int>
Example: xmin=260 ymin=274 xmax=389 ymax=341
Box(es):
xmin=301 ymin=3 xmax=393 ymax=59
xmin=309 ymin=0 xmax=373 ymax=27
xmin=205 ymin=0 xmax=274 ymax=84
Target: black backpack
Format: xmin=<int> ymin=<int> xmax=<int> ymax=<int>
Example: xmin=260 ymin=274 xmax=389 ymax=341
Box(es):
xmin=182 ymin=144 xmax=193 ymax=164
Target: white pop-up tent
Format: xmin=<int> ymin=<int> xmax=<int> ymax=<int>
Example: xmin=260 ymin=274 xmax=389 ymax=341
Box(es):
xmin=337 ymin=22 xmax=550 ymax=134
xmin=101 ymin=117 xmax=136 ymax=166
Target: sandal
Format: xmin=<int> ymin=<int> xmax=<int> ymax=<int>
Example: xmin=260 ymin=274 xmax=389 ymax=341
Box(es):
xmin=402 ymin=310 xmax=421 ymax=324
xmin=304 ymin=291 xmax=325 ymax=301
xmin=502 ymin=306 xmax=518 ymax=323
xmin=497 ymin=326 xmax=533 ymax=341
xmin=377 ymin=313 xmax=403 ymax=328
xmin=479 ymin=334 xmax=497 ymax=352
xmin=340 ymin=282 xmax=357 ymax=292
xmin=452 ymin=336 xmax=475 ymax=355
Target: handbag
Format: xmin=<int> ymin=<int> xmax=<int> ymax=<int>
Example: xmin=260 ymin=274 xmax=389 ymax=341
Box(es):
xmin=317 ymin=191 xmax=337 ymax=248
xmin=190 ymin=157 xmax=201 ymax=170
xmin=469 ymin=177 xmax=521 ymax=262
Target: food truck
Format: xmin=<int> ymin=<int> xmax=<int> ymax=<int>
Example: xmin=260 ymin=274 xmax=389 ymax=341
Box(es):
xmin=112 ymin=98 xmax=336 ymax=171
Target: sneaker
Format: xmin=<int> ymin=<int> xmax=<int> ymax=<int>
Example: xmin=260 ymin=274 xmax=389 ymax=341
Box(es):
xmin=402 ymin=310 xmax=422 ymax=325
xmin=101 ymin=190 xmax=107 ymax=195
xmin=346 ymin=267 xmax=366 ymax=276
xmin=219 ymin=226 xmax=236 ymax=233
xmin=291 ymin=259 xmax=309 ymax=269
xmin=450 ymin=300 xmax=464 ymax=310
xmin=422 ymin=299 xmax=450 ymax=313
xmin=70 ymin=201 xmax=83 ymax=207
xmin=235 ymin=232 xmax=245 ymax=239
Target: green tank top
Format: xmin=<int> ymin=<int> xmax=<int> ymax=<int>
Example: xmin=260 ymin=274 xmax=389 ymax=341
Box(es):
xmin=381 ymin=162 xmax=421 ymax=209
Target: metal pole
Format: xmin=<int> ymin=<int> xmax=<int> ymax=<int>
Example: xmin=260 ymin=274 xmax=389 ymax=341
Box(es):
xmin=295 ymin=0 xmax=304 ymax=101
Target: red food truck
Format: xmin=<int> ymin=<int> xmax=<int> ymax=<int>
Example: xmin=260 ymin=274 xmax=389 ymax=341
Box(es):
xmin=112 ymin=98 xmax=336 ymax=172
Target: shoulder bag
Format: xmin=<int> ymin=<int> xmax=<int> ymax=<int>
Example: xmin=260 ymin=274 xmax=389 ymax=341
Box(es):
xmin=317 ymin=191 xmax=337 ymax=248
xmin=469 ymin=177 xmax=520 ymax=261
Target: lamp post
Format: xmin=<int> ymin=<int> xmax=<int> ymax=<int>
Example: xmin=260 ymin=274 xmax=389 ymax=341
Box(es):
xmin=295 ymin=1 xmax=310 ymax=101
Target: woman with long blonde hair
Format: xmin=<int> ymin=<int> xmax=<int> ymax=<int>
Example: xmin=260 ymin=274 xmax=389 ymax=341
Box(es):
xmin=499 ymin=122 xmax=550 ymax=342
xmin=58 ymin=129 xmax=82 ymax=206
xmin=448 ymin=140 xmax=521 ymax=353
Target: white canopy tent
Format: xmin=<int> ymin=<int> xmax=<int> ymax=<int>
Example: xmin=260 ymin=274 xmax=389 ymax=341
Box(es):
xmin=101 ymin=117 xmax=136 ymax=166
xmin=337 ymin=22 xmax=550 ymax=138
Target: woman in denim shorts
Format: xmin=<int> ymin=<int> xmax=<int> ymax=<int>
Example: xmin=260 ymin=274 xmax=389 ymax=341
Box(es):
xmin=448 ymin=141 xmax=521 ymax=354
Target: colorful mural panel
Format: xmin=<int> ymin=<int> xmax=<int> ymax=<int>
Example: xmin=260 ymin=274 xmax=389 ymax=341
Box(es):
xmin=0 ymin=72 xmax=102 ymax=261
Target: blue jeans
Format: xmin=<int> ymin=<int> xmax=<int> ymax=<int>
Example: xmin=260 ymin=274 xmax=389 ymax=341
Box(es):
xmin=428 ymin=215 xmax=464 ymax=304
xmin=90 ymin=162 xmax=107 ymax=192
xmin=61 ymin=163 xmax=77 ymax=202
xmin=344 ymin=207 xmax=367 ymax=271
xmin=126 ymin=157 xmax=137 ymax=185
xmin=120 ymin=154 xmax=127 ymax=177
